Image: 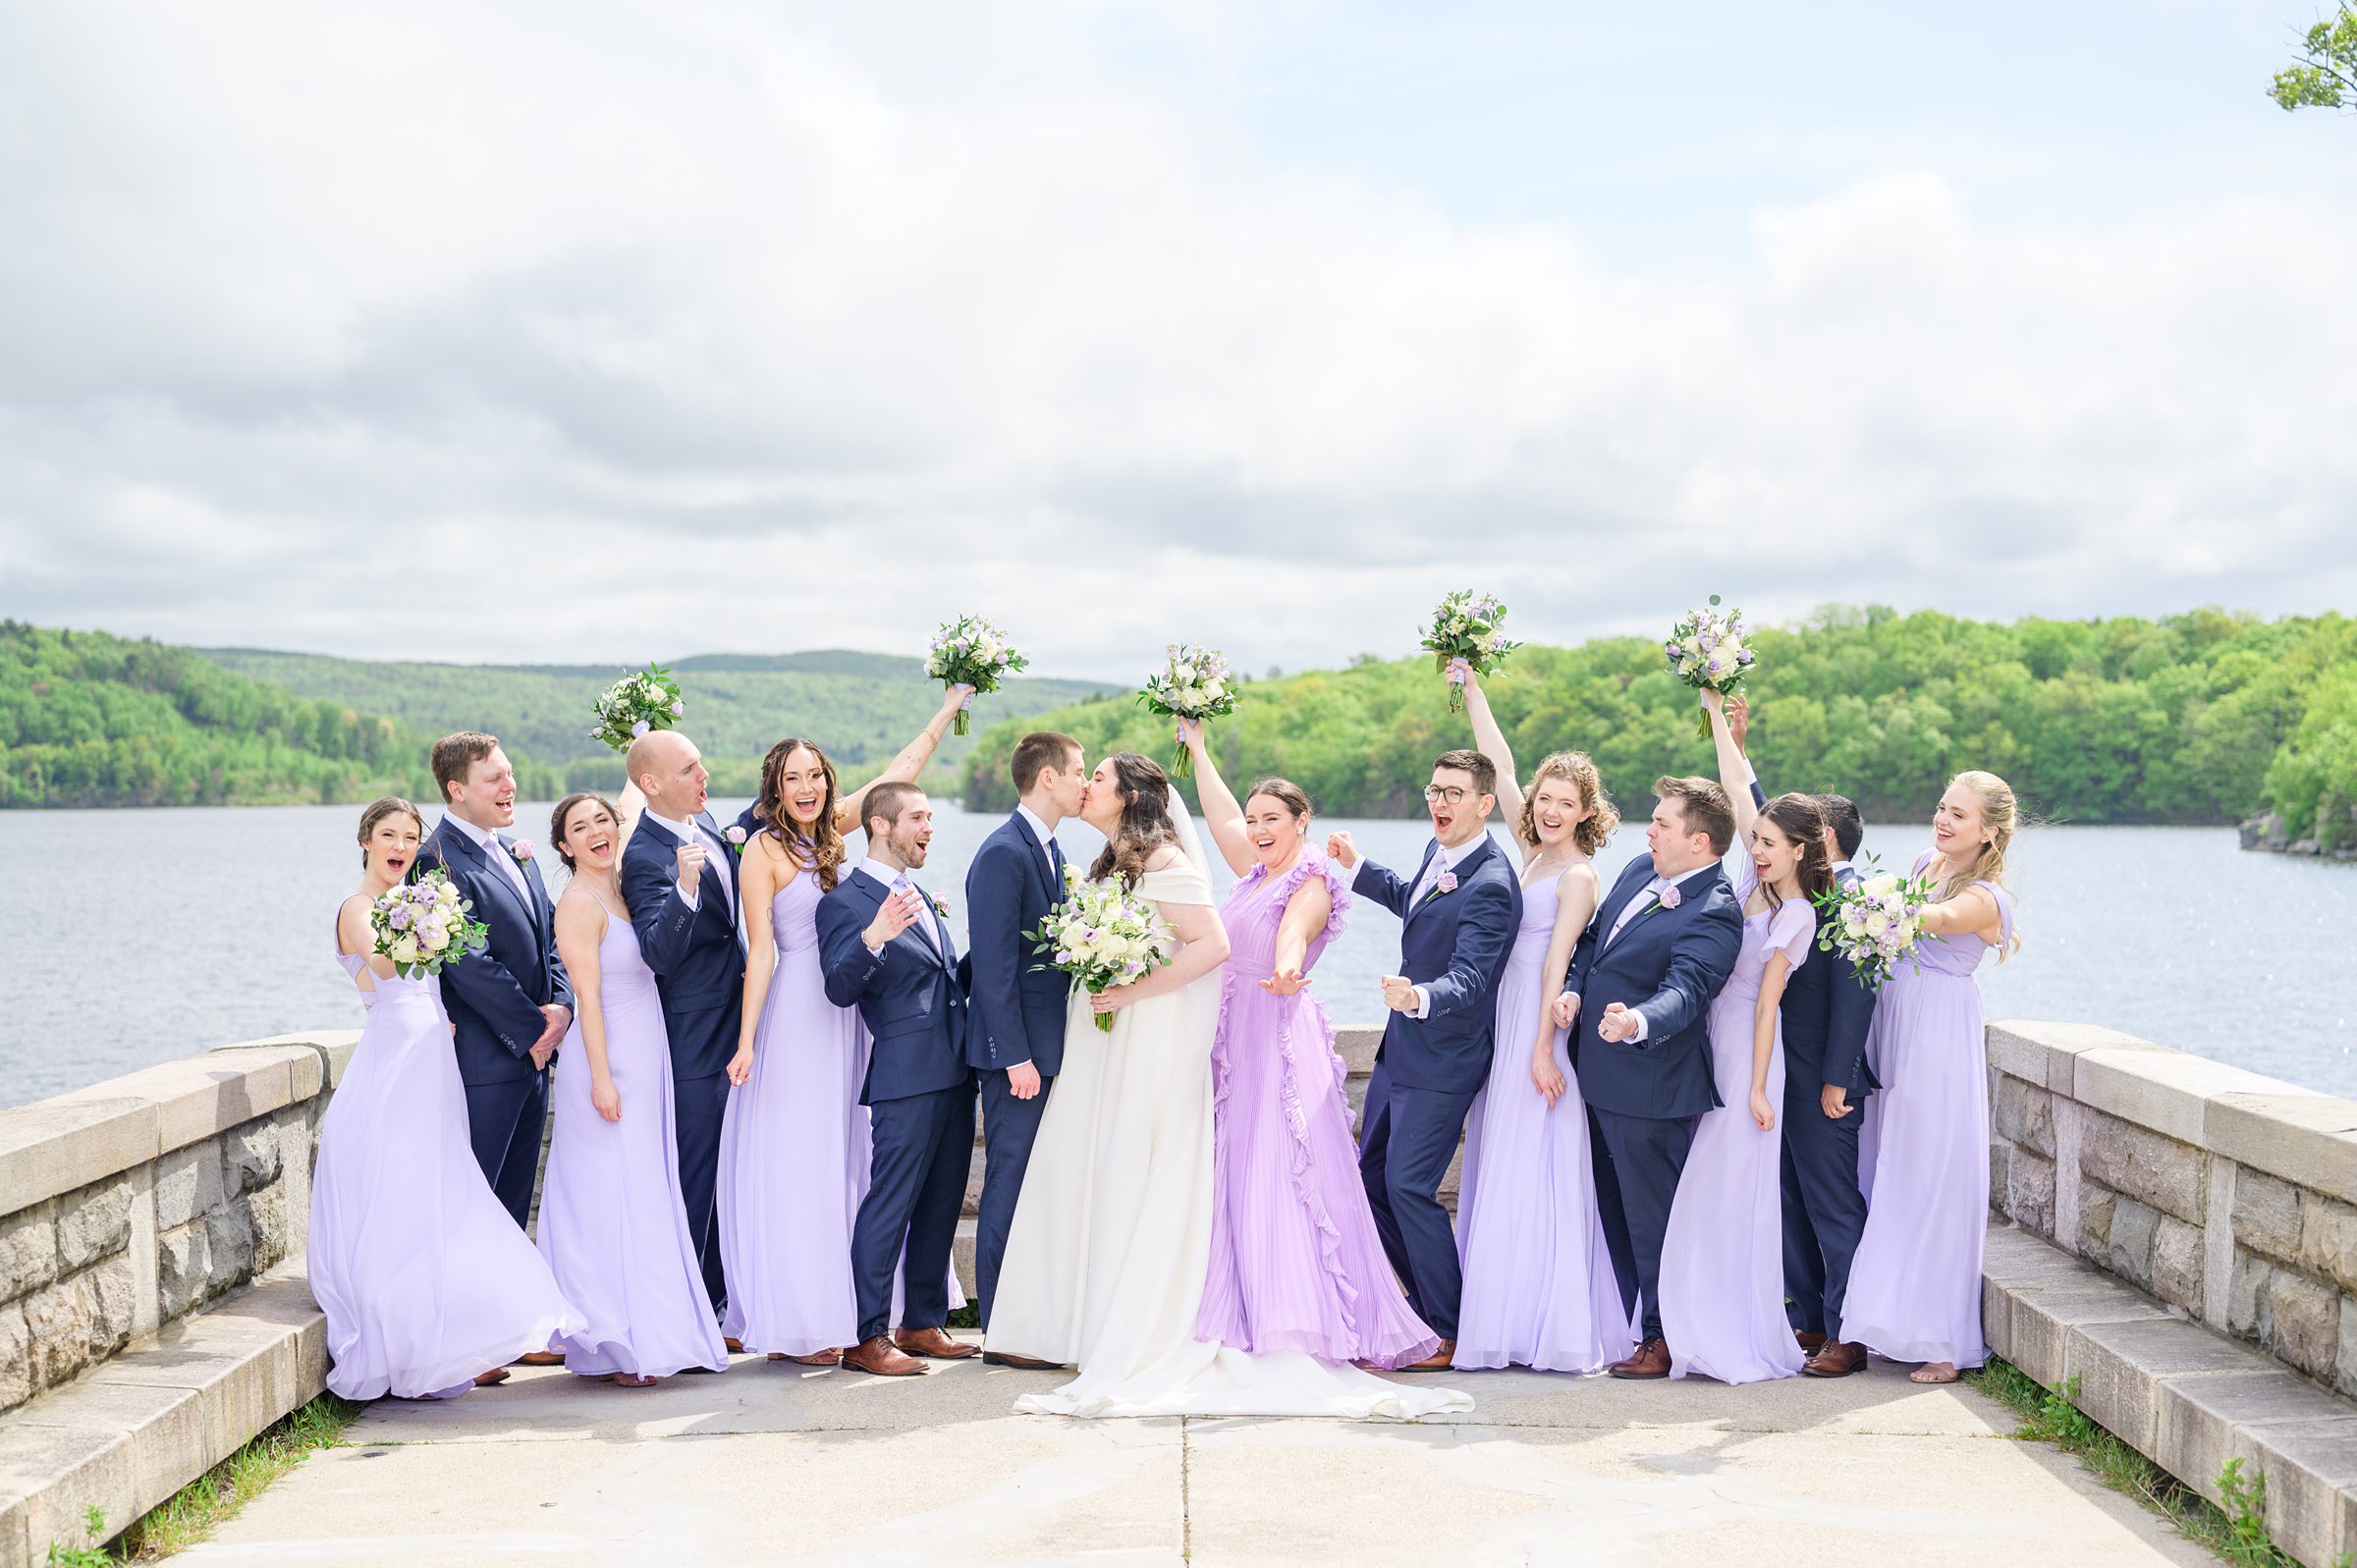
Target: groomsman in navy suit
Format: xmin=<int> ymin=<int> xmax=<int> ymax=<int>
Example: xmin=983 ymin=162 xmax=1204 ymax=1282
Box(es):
xmin=619 ymin=729 xmax=744 ymax=1315
xmin=1727 ymin=699 xmax=1880 ymax=1378
xmin=1327 ymin=748 xmax=1520 ymax=1370
xmin=1559 ymin=776 xmax=1744 ymax=1379
xmin=963 ymin=731 xmax=1087 ymax=1355
xmin=415 ymin=732 xmax=572 ymax=1230
xmin=819 ymin=782 xmax=977 ymax=1378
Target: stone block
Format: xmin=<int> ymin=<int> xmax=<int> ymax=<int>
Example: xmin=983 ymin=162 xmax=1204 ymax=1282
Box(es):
xmin=247 ymin=1184 xmax=288 ymax=1273
xmin=0 ymin=1096 xmax=157 ymax=1215
xmin=2006 ymin=1148 xmax=2056 ymax=1235
xmin=12 ymin=1379 xmax=205 ymax=1519
xmin=2230 ymin=1248 xmax=2275 ymax=1341
xmin=0 ymin=1305 xmax=27 ymax=1411
xmin=0 ymin=1203 xmax=55 ymax=1302
xmin=97 ymin=1312 xmax=298 ymax=1470
xmin=2079 ymin=1109 xmax=2205 ymax=1224
xmin=2271 ymin=1270 xmax=2342 ymax=1382
xmin=2066 ymin=1314 xmax=2280 ymax=1453
xmin=2079 ymin=1184 xmax=2116 ymax=1263
xmin=2210 ymin=1093 xmax=2357 ymax=1208
xmin=1987 ymin=1019 xmax=2153 ymax=1093
xmin=1334 ymin=1027 xmax=1380 ymax=1079
xmin=1994 ymin=1075 xmax=2056 ymax=1157
xmin=2234 ymin=1166 xmax=2304 ymax=1264
xmin=2154 ymin=1367 xmax=2355 ymax=1549
xmin=84 ymin=1256 xmax=135 ymax=1358
xmin=157 ymin=1219 xmax=210 ymax=1323
xmin=223 ymin=1117 xmax=282 ymax=1200
xmin=2152 ymin=1217 xmax=2205 ymax=1314
xmin=152 ymin=1143 xmax=225 ymax=1232
xmin=2000 ymin=1275 xmax=2171 ymax=1388
xmin=2299 ymin=1195 xmax=2357 ymax=1296
xmin=0 ymin=1424 xmax=132 ymax=1568
xmin=2073 ymin=1045 xmax=2284 ymax=1145
xmin=2109 ymin=1196 xmax=2161 ymax=1289
xmin=2236 ymin=1416 xmax=2357 ymax=1568
xmin=52 ymin=1173 xmax=132 ymax=1273
xmin=201 ymin=1205 xmax=255 ymax=1301
xmin=18 ymin=1276 xmax=94 ymax=1392
xmin=200 ymin=1275 xmax=330 ymax=1402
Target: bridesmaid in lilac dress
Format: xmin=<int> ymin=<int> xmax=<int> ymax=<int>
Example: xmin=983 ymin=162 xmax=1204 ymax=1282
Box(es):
xmin=1179 ymin=722 xmax=1444 ymax=1369
xmin=718 ymin=698 xmax=969 ymax=1366
xmin=539 ymin=793 xmax=729 ymax=1385
xmin=1844 ymin=770 xmax=2022 ymax=1383
xmin=1450 ymin=665 xmax=1634 ymax=1373
xmin=311 ymin=798 xmax=579 ymax=1401
xmin=1654 ymin=696 xmax=1829 ymax=1384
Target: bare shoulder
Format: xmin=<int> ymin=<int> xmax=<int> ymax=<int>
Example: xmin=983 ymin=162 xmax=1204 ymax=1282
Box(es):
xmin=1141 ymin=844 xmax=1185 ymax=874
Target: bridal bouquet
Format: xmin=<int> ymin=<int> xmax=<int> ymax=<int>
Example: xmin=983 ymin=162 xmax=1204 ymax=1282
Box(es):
xmin=1137 ymin=643 xmax=1238 ymax=778
xmin=1812 ymin=858 xmax=1937 ymax=991
xmin=590 ymin=664 xmax=685 ymax=752
xmin=1419 ymin=590 xmax=1519 ymax=712
xmin=1028 ymin=863 xmax=1174 ymax=1032
xmin=1666 ymin=595 xmax=1758 ymax=737
xmin=371 ymin=871 xmax=490 ymax=979
xmin=926 ymin=614 xmax=1026 ymax=735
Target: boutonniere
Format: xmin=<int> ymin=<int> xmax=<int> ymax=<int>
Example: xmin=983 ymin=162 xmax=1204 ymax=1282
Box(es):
xmin=923 ymin=890 xmax=951 ymax=919
xmin=723 ymin=825 xmax=748 ymax=855
xmin=1657 ymin=883 xmax=1681 ymax=910
xmin=1422 ymin=870 xmax=1458 ymax=903
xmin=509 ymin=839 xmax=534 ymax=865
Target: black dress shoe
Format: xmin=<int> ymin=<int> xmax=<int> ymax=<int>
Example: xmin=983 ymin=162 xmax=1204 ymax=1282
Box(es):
xmin=981 ymin=1350 xmax=1066 ymax=1370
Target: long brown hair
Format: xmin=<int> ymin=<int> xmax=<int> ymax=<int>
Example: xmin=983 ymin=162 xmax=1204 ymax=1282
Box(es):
xmin=1087 ymin=752 xmax=1179 ymax=888
xmin=1518 ymin=751 xmax=1617 ymax=856
xmin=1755 ymin=792 xmax=1832 ymax=911
xmin=754 ymin=737 xmax=848 ymax=892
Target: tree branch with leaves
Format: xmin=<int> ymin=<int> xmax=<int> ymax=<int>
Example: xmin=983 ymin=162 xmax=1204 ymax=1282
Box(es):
xmin=2272 ymin=3 xmax=2357 ymax=111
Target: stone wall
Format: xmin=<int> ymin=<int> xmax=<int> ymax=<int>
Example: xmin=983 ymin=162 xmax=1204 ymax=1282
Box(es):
xmin=0 ymin=1034 xmax=356 ymax=1415
xmin=1989 ymin=1021 xmax=2357 ymax=1394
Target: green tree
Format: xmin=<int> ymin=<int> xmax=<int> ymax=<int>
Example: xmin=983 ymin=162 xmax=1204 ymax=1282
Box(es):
xmin=2272 ymin=3 xmax=2357 ymax=110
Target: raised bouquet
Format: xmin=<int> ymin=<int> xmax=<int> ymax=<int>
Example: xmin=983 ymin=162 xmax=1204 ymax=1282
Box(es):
xmin=1027 ymin=863 xmax=1174 ymax=1032
xmin=1419 ymin=589 xmax=1519 ymax=711
xmin=925 ymin=614 xmax=1027 ymax=735
xmin=590 ymin=664 xmax=685 ymax=753
xmin=372 ymin=870 xmax=490 ymax=978
xmin=1137 ymin=642 xmax=1238 ymax=778
xmin=1666 ymin=595 xmax=1757 ymax=737
xmin=1812 ymin=858 xmax=1937 ymax=991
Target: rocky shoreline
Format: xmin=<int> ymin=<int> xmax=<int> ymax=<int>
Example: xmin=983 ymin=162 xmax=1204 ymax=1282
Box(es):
xmin=2239 ymin=807 xmax=2357 ymax=860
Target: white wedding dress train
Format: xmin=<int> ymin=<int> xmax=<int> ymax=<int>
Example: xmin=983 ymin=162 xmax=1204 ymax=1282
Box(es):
xmin=987 ymin=848 xmax=1470 ymax=1421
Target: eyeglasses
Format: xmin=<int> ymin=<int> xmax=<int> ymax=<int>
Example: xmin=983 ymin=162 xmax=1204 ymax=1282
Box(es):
xmin=1423 ymin=785 xmax=1475 ymax=805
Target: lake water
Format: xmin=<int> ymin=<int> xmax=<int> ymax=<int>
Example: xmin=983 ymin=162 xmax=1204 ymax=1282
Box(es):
xmin=2 ymin=802 xmax=2353 ymax=1108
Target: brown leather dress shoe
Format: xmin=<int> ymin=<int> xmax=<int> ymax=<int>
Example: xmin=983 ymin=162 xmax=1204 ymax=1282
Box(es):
xmin=724 ymin=1337 xmax=745 ymax=1354
xmin=1794 ymin=1329 xmax=1828 ymax=1355
xmin=981 ymin=1350 xmax=1066 ymax=1370
xmin=842 ymin=1335 xmax=927 ymax=1377
xmin=1397 ymin=1339 xmax=1456 ymax=1372
xmin=1608 ymin=1337 xmax=1672 ymax=1379
xmin=515 ymin=1350 xmax=566 ymax=1367
xmin=1803 ymin=1340 xmax=1867 ymax=1379
xmin=895 ymin=1326 xmax=979 ymax=1360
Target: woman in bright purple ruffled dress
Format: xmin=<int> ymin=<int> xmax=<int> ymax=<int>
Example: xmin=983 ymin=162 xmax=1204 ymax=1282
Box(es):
xmin=1178 ymin=721 xmax=1445 ymax=1370
xmin=1842 ymin=770 xmax=2022 ymax=1384
xmin=311 ymin=797 xmax=579 ymax=1401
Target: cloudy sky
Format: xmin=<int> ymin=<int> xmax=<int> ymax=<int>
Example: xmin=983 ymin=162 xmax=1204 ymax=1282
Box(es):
xmin=3 ymin=0 xmax=2353 ymax=680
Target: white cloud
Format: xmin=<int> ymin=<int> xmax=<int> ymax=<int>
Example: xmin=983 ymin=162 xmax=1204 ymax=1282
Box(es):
xmin=1 ymin=0 xmax=2351 ymax=681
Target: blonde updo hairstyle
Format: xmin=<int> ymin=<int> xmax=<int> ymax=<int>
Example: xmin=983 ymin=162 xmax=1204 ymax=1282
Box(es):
xmin=1517 ymin=751 xmax=1617 ymax=856
xmin=1946 ymin=769 xmax=2022 ymax=961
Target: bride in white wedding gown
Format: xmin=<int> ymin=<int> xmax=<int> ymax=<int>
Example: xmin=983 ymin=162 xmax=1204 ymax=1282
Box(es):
xmin=986 ymin=753 xmax=1471 ymax=1421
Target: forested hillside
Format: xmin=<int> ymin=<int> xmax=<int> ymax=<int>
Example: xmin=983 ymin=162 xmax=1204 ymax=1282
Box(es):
xmin=198 ymin=648 xmax=1115 ymax=795
xmin=960 ymin=607 xmax=2357 ymax=838
xmin=0 ymin=623 xmax=437 ymax=807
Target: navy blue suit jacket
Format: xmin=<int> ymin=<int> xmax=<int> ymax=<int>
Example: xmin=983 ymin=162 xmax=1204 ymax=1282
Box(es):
xmin=818 ymin=868 xmax=972 ymax=1105
xmin=1351 ymin=833 xmax=1520 ymax=1096
xmin=1747 ymin=776 xmax=1879 ymax=1097
xmin=620 ymin=811 xmax=747 ymax=1081
xmin=415 ymin=818 xmax=572 ymax=1087
xmin=1567 ymin=856 xmax=1744 ymax=1120
xmin=963 ymin=812 xmax=1069 ymax=1077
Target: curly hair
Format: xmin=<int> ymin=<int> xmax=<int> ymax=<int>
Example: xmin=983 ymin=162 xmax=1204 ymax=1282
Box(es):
xmin=754 ymin=737 xmax=848 ymax=892
xmin=1086 ymin=752 xmax=1180 ymax=888
xmin=1517 ymin=751 xmax=1617 ymax=856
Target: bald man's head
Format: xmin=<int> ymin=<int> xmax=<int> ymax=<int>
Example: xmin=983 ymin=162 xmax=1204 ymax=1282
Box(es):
xmin=628 ymin=730 xmax=708 ymax=818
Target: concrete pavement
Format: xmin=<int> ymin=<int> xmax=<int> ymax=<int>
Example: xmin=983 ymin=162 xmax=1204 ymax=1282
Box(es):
xmin=184 ymin=1342 xmax=2213 ymax=1567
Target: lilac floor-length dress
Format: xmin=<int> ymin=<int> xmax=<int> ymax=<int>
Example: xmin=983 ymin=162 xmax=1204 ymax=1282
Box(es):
xmin=537 ymin=892 xmax=729 ymax=1379
xmin=1658 ymin=865 xmax=1810 ymax=1384
xmin=718 ymin=848 xmax=962 ymax=1356
xmin=1842 ymin=857 xmax=2016 ymax=1369
xmin=311 ymin=909 xmax=579 ymax=1400
xmin=1194 ymin=852 xmax=1443 ymax=1369
xmin=1453 ymin=870 xmax=1635 ymax=1372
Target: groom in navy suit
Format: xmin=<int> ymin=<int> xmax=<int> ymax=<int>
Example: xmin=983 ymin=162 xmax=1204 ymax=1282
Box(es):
xmin=1560 ymin=775 xmax=1744 ymax=1379
xmin=414 ymin=731 xmax=572 ymax=1230
xmin=1328 ymin=748 xmax=1520 ymax=1370
xmin=963 ymin=731 xmax=1086 ymax=1351
xmin=1727 ymin=699 xmax=1881 ymax=1378
xmin=819 ymin=782 xmax=977 ymax=1379
xmin=619 ymin=729 xmax=744 ymax=1315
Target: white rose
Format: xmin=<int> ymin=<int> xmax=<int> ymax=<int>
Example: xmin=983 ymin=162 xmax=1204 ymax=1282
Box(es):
xmin=1205 ymin=677 xmax=1226 ymax=699
xmin=390 ymin=936 xmax=419 ymax=964
xmin=1864 ymin=874 xmax=1898 ymax=898
xmin=1864 ymin=912 xmax=1889 ymax=938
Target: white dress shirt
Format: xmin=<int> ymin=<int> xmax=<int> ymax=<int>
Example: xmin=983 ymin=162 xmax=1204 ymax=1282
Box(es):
xmin=450 ymin=813 xmax=532 ymax=904
xmin=648 ymin=809 xmax=733 ymax=911
xmin=857 ymin=856 xmax=946 ymax=963
xmin=1398 ymin=836 xmax=1488 ymax=1020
